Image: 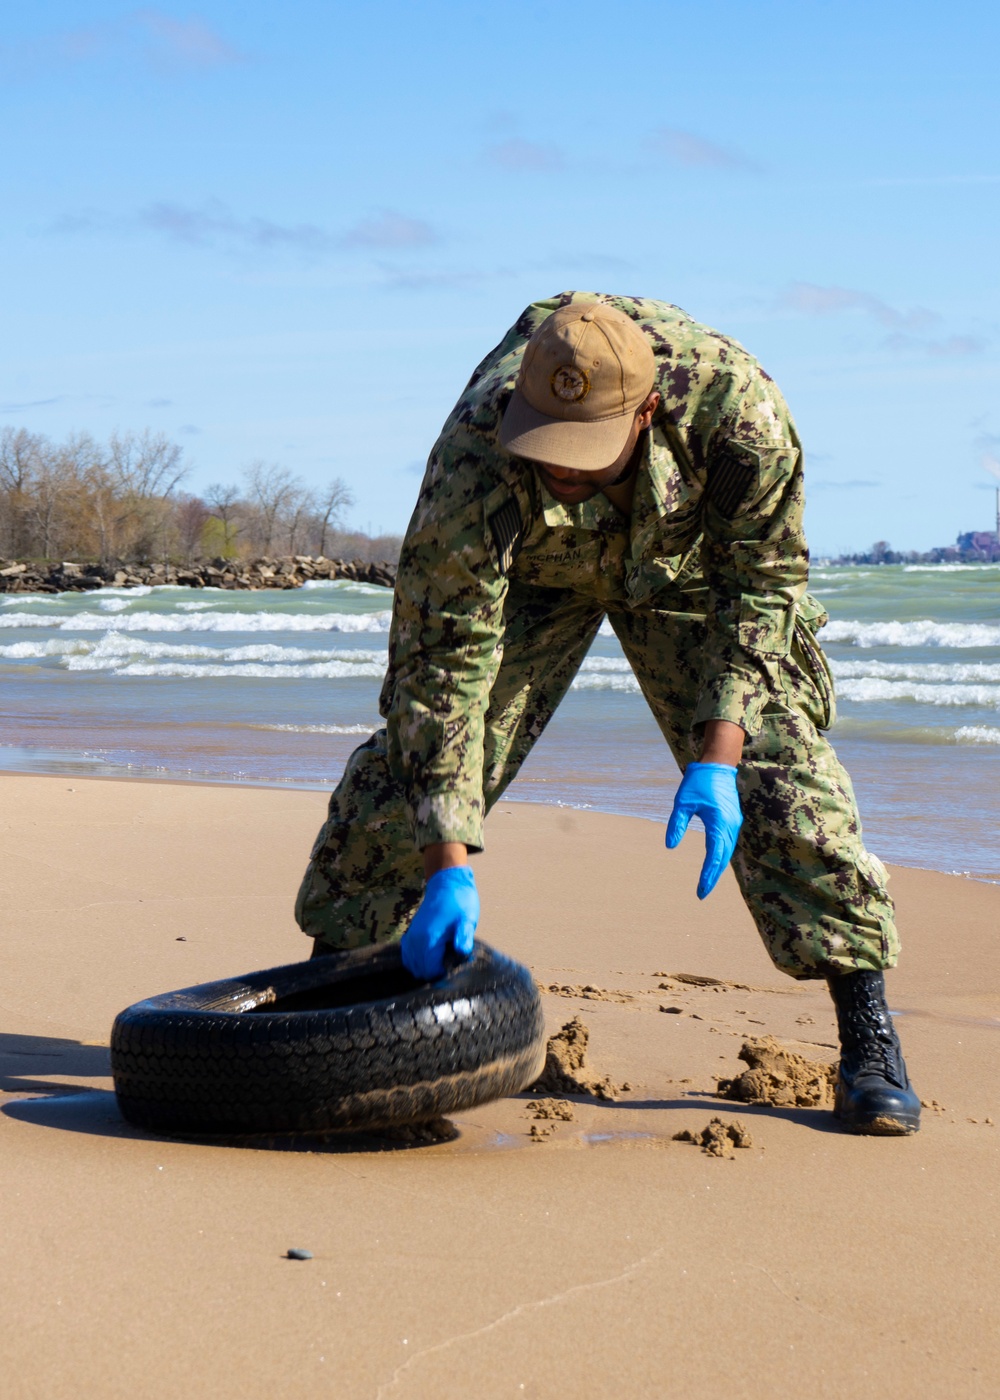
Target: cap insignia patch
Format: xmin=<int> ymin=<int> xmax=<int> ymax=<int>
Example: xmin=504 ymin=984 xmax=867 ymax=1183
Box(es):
xmin=550 ymin=365 xmax=590 ymax=402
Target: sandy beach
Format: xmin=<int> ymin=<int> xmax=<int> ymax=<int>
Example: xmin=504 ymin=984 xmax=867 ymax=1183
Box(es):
xmin=1 ymin=774 xmax=997 ymax=1399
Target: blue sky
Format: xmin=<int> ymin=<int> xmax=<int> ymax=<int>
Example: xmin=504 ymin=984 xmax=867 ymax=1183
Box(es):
xmin=2 ymin=1 xmax=998 ymax=553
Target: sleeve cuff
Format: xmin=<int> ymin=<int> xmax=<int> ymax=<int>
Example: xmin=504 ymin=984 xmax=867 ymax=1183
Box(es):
xmin=692 ymin=671 xmax=770 ymax=737
xmin=410 ymin=792 xmax=485 ymax=853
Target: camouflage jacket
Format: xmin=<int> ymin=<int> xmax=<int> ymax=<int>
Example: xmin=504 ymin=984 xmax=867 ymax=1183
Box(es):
xmin=380 ymin=291 xmax=812 ymax=851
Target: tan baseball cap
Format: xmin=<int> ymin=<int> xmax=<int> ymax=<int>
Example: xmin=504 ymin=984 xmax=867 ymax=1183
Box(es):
xmin=499 ymin=302 xmax=657 ymax=470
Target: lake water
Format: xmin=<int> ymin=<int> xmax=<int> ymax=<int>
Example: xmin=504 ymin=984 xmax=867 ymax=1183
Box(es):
xmin=1 ymin=563 xmax=998 ymax=881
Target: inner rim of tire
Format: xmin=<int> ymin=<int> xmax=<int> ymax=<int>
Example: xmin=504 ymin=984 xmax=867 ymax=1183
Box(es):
xmin=246 ymin=964 xmax=421 ymax=1014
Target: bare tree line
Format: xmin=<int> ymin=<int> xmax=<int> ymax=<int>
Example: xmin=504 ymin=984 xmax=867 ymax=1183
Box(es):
xmin=0 ymin=427 xmax=401 ymax=565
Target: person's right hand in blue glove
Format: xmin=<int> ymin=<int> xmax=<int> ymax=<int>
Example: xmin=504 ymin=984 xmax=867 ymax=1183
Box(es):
xmin=665 ymin=761 xmax=743 ymax=900
xmin=400 ymin=863 xmax=479 ymax=981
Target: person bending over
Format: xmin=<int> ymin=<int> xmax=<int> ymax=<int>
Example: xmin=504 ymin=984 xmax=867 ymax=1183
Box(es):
xmin=296 ymin=292 xmax=921 ymax=1136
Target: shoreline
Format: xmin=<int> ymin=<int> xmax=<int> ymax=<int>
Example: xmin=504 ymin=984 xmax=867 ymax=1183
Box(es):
xmin=3 ymin=757 xmax=997 ymax=888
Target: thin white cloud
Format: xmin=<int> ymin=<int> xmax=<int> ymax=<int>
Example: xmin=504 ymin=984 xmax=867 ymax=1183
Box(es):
xmin=341 ymin=211 xmax=438 ymax=250
xmin=485 ymin=139 xmax=565 ymax=173
xmin=0 ymin=396 xmax=67 ymax=413
xmin=138 ymin=200 xmax=335 ymax=252
xmin=50 ymin=201 xmax=440 ymax=257
xmin=5 ymin=9 xmax=247 ymax=74
xmin=482 ymin=109 xmax=520 ymax=134
xmin=780 ymin=281 xmax=938 ymax=332
xmin=782 ymin=283 xmax=989 ymax=358
xmin=926 ymin=335 xmax=988 ymax=357
xmin=882 ymin=331 xmax=987 ymax=356
xmin=135 ymin=9 xmax=246 ymax=68
xmin=648 ymin=127 xmax=758 ymax=172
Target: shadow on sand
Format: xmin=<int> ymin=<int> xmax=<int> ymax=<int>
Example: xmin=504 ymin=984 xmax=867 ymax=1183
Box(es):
xmin=0 ymin=1030 xmax=111 ymax=1095
xmin=2 ymin=1031 xmax=843 ymax=1150
xmin=0 ymin=1029 xmax=455 ymax=1153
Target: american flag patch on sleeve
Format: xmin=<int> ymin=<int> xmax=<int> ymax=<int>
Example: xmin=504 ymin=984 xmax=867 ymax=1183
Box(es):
xmin=487 ymin=496 xmax=524 ymax=575
xmin=708 ymin=447 xmax=758 ymax=519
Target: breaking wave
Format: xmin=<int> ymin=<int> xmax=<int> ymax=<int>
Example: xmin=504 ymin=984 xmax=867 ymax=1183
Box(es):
xmin=0 ymin=608 xmax=394 ymax=634
xmin=823 ymin=619 xmax=1000 ymax=648
xmin=250 ymin=722 xmax=377 ymax=735
xmin=955 ymin=726 xmax=1000 ymax=744
xmin=572 ymin=657 xmax=641 ymax=693
xmin=831 ymin=659 xmax=1000 ymax=683
xmin=571 ymin=672 xmax=642 ymax=693
xmin=0 ymin=634 xmax=388 ymax=679
xmin=0 ymin=632 xmax=645 ymax=688
xmin=835 ymin=678 xmax=1000 ymax=708
xmin=901 ymin=563 xmax=1000 ymax=573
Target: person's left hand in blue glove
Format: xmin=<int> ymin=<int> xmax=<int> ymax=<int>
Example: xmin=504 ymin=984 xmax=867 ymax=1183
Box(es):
xmin=665 ymin=721 xmax=745 ymax=899
xmin=400 ymin=846 xmax=479 ymax=980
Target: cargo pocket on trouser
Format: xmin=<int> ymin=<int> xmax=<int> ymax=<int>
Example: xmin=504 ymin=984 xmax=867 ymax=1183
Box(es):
xmin=779 ymin=614 xmax=837 ymax=732
xmin=851 ymin=849 xmax=899 ymax=971
xmin=732 ymin=831 xmax=899 ymax=979
xmin=733 ymin=706 xmax=899 ymax=978
xmin=294 ymin=730 xmax=425 ymax=949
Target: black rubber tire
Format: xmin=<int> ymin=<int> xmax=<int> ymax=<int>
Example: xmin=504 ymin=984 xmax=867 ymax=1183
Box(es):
xmin=110 ymin=941 xmax=545 ymax=1136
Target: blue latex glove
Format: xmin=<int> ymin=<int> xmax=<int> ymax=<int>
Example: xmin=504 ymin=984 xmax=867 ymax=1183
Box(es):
xmin=665 ymin=762 xmax=743 ymax=900
xmin=400 ymin=865 xmax=479 ymax=981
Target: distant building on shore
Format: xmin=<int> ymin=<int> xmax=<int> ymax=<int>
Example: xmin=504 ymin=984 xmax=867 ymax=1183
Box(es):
xmin=954 ymin=529 xmax=1000 ymax=561
xmin=825 ymin=488 xmax=1000 ymax=565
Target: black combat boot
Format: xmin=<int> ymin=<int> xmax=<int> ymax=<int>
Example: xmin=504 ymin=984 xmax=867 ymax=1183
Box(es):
xmin=827 ymin=970 xmax=921 ymax=1135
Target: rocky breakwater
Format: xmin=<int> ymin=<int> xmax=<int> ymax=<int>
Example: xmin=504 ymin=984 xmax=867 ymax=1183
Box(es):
xmin=0 ymin=556 xmax=397 ymax=594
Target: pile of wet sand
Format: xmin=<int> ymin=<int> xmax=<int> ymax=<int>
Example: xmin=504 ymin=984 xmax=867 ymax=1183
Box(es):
xmin=530 ymin=1015 xmax=627 ymax=1101
xmin=673 ymin=1118 xmax=754 ymax=1157
xmin=717 ymin=1036 xmax=837 ymax=1108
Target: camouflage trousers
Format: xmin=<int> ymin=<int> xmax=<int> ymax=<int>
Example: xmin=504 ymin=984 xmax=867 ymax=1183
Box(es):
xmin=295 ymin=583 xmax=898 ymax=979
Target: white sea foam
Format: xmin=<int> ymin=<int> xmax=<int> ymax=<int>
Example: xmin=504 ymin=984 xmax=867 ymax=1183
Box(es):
xmin=252 ymin=723 xmax=377 ymax=735
xmin=831 ymin=659 xmax=1000 ymax=683
xmin=571 ymin=672 xmax=642 ymax=693
xmin=0 ymin=609 xmax=394 ymax=634
xmin=570 ymin=655 xmax=640 ymax=691
xmin=902 ymin=563 xmax=1000 ymax=573
xmin=0 ymin=639 xmax=91 ymax=659
xmin=578 ymin=656 xmax=633 ymax=673
xmin=835 ymin=678 xmax=1000 ymax=708
xmin=300 ymin=580 xmax=389 ymax=596
xmin=63 ymin=634 xmax=387 ymax=678
xmin=1 ymin=635 xmax=388 ymax=667
xmin=1 ymin=629 xmax=645 ymax=687
xmin=955 ymin=725 xmax=1000 ymax=744
xmin=75 ymin=659 xmax=388 ymax=679
xmin=824 ymin=619 xmax=1000 ymax=648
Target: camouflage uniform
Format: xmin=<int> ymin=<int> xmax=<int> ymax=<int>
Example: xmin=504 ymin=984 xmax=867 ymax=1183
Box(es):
xmin=296 ymin=292 xmax=898 ymax=980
